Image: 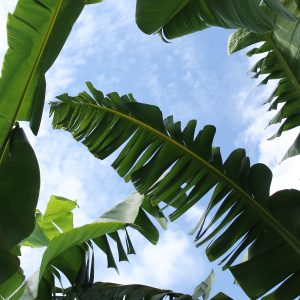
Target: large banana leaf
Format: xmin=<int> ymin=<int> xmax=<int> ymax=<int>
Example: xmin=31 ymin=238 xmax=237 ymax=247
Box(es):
xmin=66 ymin=282 xmax=194 ymax=299
xmin=0 ymin=125 xmax=40 ymax=285
xmin=228 ymin=0 xmax=300 ymax=160
xmin=50 ymin=83 xmax=300 ymax=299
xmin=135 ymin=0 xmax=296 ymax=40
xmin=0 ymin=269 xmax=25 ymax=300
xmin=0 ymin=0 xmax=95 ymax=158
xmin=5 ymin=193 xmax=164 ymax=299
xmin=33 ymin=251 xmax=214 ymax=299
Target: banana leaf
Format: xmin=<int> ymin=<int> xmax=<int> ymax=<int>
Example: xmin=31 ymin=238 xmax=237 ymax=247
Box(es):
xmin=0 ymin=0 xmax=98 ymax=157
xmin=50 ymin=83 xmax=300 ymax=298
xmin=0 ymin=125 xmax=40 ymax=286
xmin=228 ymin=0 xmax=300 ymax=160
xmin=13 ymin=193 xmax=165 ymax=299
xmin=135 ymin=0 xmax=296 ymax=40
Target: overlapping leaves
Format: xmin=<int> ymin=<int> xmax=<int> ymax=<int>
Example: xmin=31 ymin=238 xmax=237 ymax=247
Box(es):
xmin=2 ymin=193 xmax=165 ymax=299
xmin=50 ymin=83 xmax=300 ymax=299
xmin=52 ymin=244 xmax=196 ymax=299
xmin=135 ymin=0 xmax=296 ymax=40
xmin=228 ymin=0 xmax=300 ymax=160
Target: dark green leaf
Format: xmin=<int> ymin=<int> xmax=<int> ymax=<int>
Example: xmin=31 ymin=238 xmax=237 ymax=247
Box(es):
xmin=0 ymin=126 xmax=40 ymax=250
xmin=135 ymin=0 xmax=296 ymax=40
xmin=228 ymin=1 xmax=300 ymax=159
xmin=0 ymin=0 xmax=97 ymax=156
xmin=80 ymin=282 xmax=193 ymax=300
xmin=51 ymin=84 xmax=300 ymax=298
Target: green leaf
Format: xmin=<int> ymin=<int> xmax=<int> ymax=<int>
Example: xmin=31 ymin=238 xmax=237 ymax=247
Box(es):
xmin=229 ymin=189 xmax=300 ymax=298
xmin=23 ymin=195 xmax=78 ymax=247
xmin=85 ymin=0 xmax=103 ymax=3
xmin=135 ymin=0 xmax=296 ymax=40
xmin=228 ymin=1 xmax=300 ymax=159
xmin=192 ymin=270 xmax=214 ymax=300
xmin=22 ymin=223 xmax=49 ymax=248
xmin=282 ymin=132 xmax=300 ymax=160
xmin=0 ymin=125 xmax=40 ymax=250
xmin=20 ymin=192 xmax=162 ymax=298
xmin=210 ymin=292 xmax=233 ymax=300
xmin=0 ymin=270 xmax=24 ymax=300
xmin=100 ymin=192 xmax=160 ymax=245
xmin=0 ymin=250 xmax=20 ymax=285
xmin=79 ymin=282 xmax=193 ymax=300
xmin=51 ymin=245 xmax=86 ymax=288
xmin=0 ymin=0 xmax=91 ymax=157
xmin=50 ymin=84 xmax=300 ymax=298
xmin=22 ymin=221 xmax=124 ymax=299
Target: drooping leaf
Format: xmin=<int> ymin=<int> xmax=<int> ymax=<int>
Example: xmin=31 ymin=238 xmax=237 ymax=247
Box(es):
xmin=0 ymin=0 xmax=99 ymax=157
xmin=78 ymin=282 xmax=193 ymax=300
xmin=20 ymin=193 xmax=163 ymax=298
xmin=229 ymin=189 xmax=300 ymax=299
xmin=135 ymin=0 xmax=296 ymax=40
xmin=50 ymin=83 xmax=300 ymax=298
xmin=0 ymin=125 xmax=40 ymax=251
xmin=192 ymin=270 xmax=214 ymax=300
xmin=228 ymin=0 xmax=300 ymax=160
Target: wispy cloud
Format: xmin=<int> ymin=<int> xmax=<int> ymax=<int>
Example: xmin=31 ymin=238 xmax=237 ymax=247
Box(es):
xmin=99 ymin=225 xmax=209 ymax=293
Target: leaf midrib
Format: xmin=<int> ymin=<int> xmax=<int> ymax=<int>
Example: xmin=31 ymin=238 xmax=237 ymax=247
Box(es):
xmin=264 ymin=32 xmax=300 ymax=96
xmin=0 ymin=0 xmax=63 ymax=162
xmin=67 ymin=100 xmax=300 ymax=254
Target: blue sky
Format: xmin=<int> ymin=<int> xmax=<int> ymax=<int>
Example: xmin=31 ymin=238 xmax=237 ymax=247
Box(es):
xmin=1 ymin=1 xmax=300 ymax=299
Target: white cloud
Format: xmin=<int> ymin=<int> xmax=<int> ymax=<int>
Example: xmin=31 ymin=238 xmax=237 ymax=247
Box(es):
xmin=100 ymin=225 xmax=209 ymax=293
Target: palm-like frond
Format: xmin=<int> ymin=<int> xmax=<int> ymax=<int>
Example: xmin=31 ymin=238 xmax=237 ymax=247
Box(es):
xmin=50 ymin=83 xmax=300 ymax=299
xmin=4 ymin=193 xmax=165 ymax=299
xmin=0 ymin=0 xmax=90 ymax=157
xmin=135 ymin=0 xmax=296 ymax=40
xmin=228 ymin=0 xmax=300 ymax=160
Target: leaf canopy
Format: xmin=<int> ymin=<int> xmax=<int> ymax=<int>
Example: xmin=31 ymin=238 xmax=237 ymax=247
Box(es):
xmin=10 ymin=193 xmax=164 ymax=299
xmin=50 ymin=83 xmax=300 ymax=298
